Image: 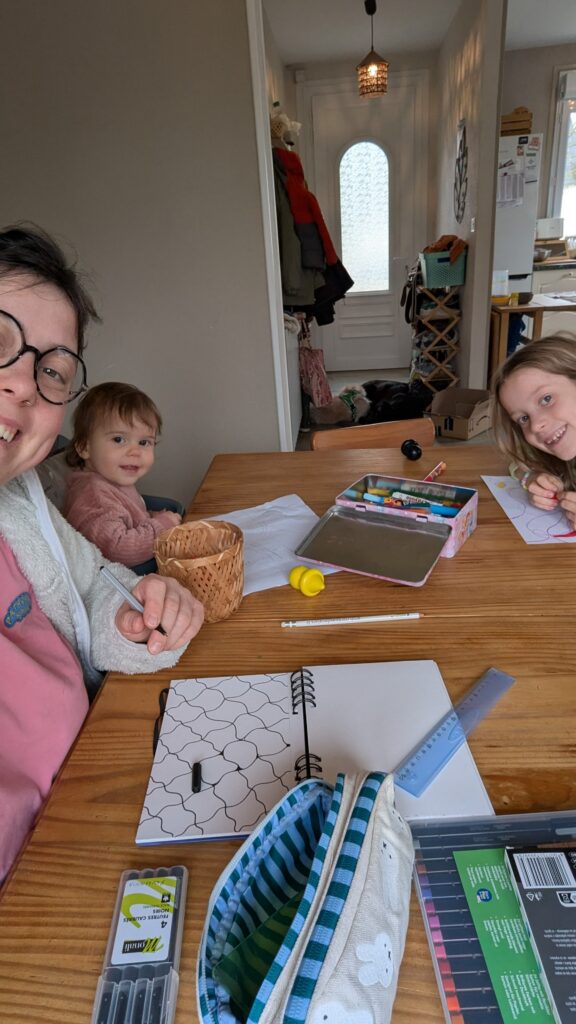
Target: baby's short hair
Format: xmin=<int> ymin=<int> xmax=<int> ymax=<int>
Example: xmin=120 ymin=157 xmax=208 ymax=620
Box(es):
xmin=68 ymin=381 xmax=162 ymax=467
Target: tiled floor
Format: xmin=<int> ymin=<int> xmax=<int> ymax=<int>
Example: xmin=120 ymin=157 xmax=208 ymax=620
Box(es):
xmin=327 ymin=367 xmax=410 ymax=390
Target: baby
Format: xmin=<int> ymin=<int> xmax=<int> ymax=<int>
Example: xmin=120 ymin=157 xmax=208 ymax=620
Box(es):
xmin=64 ymin=382 xmax=181 ymax=567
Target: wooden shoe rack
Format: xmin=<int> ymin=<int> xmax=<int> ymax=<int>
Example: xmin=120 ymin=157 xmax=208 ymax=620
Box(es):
xmin=410 ymin=286 xmax=460 ymax=403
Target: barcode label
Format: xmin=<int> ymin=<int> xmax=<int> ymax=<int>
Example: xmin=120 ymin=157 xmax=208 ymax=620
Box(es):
xmin=514 ymin=852 xmax=575 ymax=889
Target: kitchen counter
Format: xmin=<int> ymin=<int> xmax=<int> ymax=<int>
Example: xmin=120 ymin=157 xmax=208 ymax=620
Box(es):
xmin=532 ymin=257 xmax=576 ymax=271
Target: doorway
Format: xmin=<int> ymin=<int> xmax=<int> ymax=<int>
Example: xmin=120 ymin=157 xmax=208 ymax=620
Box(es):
xmin=297 ymin=70 xmax=429 ymax=371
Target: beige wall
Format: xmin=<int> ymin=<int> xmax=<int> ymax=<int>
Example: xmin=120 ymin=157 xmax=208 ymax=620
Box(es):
xmin=502 ymin=42 xmax=576 ymax=218
xmin=0 ymin=0 xmax=280 ymax=505
xmin=263 ymin=8 xmax=296 ymax=115
xmin=435 ymin=0 xmax=506 ymax=387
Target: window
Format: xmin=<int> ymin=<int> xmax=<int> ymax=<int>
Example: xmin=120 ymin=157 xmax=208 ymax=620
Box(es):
xmin=549 ymin=70 xmax=576 ymax=236
xmin=339 ymin=141 xmax=389 ymax=292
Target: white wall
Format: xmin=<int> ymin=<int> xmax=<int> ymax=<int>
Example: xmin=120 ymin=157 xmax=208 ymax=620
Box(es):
xmin=435 ymin=0 xmax=507 ymax=387
xmin=263 ymin=8 xmax=296 ymax=115
xmin=0 ymin=0 xmax=280 ymax=505
xmin=502 ymin=42 xmax=576 ymax=217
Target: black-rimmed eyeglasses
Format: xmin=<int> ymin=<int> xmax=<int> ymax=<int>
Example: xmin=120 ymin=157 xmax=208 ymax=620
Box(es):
xmin=0 ymin=308 xmax=87 ymax=405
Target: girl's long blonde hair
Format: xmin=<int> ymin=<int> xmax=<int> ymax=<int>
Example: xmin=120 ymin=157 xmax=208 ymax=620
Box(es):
xmin=491 ymin=334 xmax=576 ymax=489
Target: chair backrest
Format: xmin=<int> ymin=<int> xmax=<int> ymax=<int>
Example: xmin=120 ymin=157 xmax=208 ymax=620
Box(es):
xmin=36 ymin=449 xmax=73 ymax=511
xmin=310 ymin=416 xmax=435 ymax=451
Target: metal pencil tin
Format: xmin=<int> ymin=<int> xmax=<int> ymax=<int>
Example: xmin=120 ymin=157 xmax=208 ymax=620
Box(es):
xmin=295 ymin=473 xmax=477 ymax=587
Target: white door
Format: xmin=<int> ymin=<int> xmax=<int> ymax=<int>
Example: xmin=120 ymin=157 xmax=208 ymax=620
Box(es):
xmin=297 ymin=71 xmax=428 ymax=372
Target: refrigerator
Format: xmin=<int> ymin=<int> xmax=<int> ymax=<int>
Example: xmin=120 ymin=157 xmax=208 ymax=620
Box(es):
xmin=493 ymin=133 xmax=543 ymax=291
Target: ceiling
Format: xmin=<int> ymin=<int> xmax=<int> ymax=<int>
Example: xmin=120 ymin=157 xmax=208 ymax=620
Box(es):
xmin=263 ymin=0 xmax=576 ymax=65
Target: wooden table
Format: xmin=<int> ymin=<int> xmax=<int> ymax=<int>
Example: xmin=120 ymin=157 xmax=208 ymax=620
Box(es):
xmin=1 ymin=446 xmax=575 ymax=1024
xmin=489 ymin=294 xmax=576 ymax=378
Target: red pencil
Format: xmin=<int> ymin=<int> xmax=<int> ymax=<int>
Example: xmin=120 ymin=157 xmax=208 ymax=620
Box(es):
xmin=424 ymin=461 xmax=447 ymax=482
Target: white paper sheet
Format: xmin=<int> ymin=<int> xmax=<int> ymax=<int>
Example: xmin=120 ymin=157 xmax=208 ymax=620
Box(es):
xmin=207 ymin=493 xmax=336 ymax=595
xmin=482 ymin=475 xmax=576 ymax=544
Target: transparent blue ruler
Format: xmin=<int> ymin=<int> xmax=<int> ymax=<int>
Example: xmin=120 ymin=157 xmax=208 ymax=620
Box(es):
xmin=394 ymin=667 xmax=516 ymax=797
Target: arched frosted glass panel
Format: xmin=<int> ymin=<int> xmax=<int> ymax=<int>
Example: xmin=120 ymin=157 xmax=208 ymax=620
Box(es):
xmin=340 ymin=142 xmax=389 ymax=292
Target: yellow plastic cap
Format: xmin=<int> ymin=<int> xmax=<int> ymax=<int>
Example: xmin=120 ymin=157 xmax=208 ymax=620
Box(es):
xmin=289 ymin=565 xmax=326 ymax=597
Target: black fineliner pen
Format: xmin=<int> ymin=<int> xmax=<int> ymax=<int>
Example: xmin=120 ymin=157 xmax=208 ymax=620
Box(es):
xmin=100 ymin=566 xmax=167 ymax=636
xmin=148 ymin=973 xmax=168 ymax=1024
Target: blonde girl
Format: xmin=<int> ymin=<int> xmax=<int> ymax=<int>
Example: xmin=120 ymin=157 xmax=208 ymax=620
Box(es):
xmin=492 ymin=334 xmax=576 ymax=525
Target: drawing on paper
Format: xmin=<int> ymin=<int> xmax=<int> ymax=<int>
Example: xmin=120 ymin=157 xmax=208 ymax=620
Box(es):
xmin=137 ymin=675 xmax=296 ymax=842
xmin=482 ymin=476 xmax=576 ymax=544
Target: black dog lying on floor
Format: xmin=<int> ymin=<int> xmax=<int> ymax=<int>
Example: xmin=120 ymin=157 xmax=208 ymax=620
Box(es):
xmin=359 ymin=379 xmax=431 ymax=424
xmin=309 ymin=379 xmax=431 ymax=426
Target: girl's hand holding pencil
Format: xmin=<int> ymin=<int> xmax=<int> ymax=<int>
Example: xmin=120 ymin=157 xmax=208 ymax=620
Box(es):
xmin=524 ymin=471 xmax=563 ymax=511
xmin=558 ymin=488 xmax=576 ymax=527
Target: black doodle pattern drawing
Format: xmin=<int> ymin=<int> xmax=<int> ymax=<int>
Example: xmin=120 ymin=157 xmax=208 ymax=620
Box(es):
xmin=137 ymin=674 xmax=299 ymax=841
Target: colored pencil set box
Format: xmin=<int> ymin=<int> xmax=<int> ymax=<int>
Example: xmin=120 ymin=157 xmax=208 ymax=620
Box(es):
xmin=296 ymin=473 xmax=477 ymax=587
xmin=91 ymin=866 xmax=187 ymax=1024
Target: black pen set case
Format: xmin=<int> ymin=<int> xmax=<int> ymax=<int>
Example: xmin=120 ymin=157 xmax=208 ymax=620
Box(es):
xmin=91 ymin=866 xmax=187 ymax=1024
xmin=295 ymin=473 xmax=477 ymax=587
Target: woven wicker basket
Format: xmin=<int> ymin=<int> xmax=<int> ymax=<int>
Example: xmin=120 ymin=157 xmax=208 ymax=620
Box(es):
xmin=154 ymin=520 xmax=244 ymax=623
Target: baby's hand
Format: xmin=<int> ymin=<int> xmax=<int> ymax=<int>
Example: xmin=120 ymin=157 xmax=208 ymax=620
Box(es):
xmin=526 ymin=472 xmax=564 ymax=511
xmin=153 ymin=510 xmax=182 ymax=527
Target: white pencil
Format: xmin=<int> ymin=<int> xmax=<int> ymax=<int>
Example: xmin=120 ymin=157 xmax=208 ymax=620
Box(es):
xmin=281 ymin=612 xmax=421 ymax=628
xmin=100 ymin=565 xmax=167 ymax=636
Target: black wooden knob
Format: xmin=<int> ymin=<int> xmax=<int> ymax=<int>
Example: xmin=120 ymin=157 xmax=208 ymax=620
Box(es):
xmin=401 ymin=438 xmax=422 ymax=461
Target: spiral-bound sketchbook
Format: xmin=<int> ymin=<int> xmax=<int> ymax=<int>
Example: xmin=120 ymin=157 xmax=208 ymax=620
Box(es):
xmin=135 ymin=660 xmax=492 ymax=845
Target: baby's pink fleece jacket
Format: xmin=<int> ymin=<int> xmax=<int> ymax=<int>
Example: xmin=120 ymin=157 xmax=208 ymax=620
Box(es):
xmin=64 ymin=468 xmax=175 ymax=566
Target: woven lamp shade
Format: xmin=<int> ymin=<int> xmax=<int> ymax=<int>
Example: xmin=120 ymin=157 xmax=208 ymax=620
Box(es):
xmin=357 ymin=50 xmax=389 ymax=97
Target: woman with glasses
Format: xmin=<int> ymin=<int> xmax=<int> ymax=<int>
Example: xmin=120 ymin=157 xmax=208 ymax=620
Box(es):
xmin=0 ymin=224 xmax=204 ymax=880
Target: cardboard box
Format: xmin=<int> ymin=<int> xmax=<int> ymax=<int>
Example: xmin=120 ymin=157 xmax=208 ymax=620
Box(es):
xmin=430 ymin=388 xmax=491 ymax=440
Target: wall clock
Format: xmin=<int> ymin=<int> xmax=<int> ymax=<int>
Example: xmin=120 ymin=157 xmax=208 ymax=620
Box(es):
xmin=454 ymin=120 xmax=468 ymax=224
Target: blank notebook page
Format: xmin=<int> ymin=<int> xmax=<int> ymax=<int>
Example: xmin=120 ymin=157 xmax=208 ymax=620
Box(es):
xmin=303 ymin=660 xmax=492 ymax=820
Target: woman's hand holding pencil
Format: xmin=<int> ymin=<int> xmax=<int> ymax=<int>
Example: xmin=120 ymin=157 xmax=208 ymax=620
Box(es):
xmin=101 ymin=566 xmax=204 ymax=654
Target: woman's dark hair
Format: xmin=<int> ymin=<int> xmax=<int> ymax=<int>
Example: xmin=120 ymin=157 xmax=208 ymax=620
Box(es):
xmin=0 ymin=223 xmax=99 ymax=353
xmin=67 ymin=381 xmax=162 ymax=468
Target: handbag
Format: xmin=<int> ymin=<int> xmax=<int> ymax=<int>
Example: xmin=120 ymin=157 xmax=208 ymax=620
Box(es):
xmin=197 ymin=772 xmax=414 ymax=1024
xmin=297 ymin=317 xmax=332 ymax=408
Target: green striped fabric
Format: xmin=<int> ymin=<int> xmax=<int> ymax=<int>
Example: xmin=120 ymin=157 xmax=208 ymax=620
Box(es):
xmin=213 ymin=893 xmax=302 ymax=1018
xmin=246 ymin=775 xmax=345 ymax=1024
xmin=197 ymin=779 xmax=333 ymax=1024
xmin=281 ymin=772 xmax=385 ymax=1024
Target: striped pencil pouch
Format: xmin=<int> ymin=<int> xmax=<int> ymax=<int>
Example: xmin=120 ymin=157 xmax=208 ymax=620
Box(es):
xmin=197 ymin=772 xmax=414 ymax=1024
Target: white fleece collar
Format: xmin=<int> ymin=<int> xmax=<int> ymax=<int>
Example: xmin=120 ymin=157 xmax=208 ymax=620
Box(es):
xmin=21 ymin=468 xmax=100 ymax=683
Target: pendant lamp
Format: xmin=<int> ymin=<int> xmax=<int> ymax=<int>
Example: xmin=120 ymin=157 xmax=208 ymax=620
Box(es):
xmin=357 ymin=0 xmax=389 ymax=98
